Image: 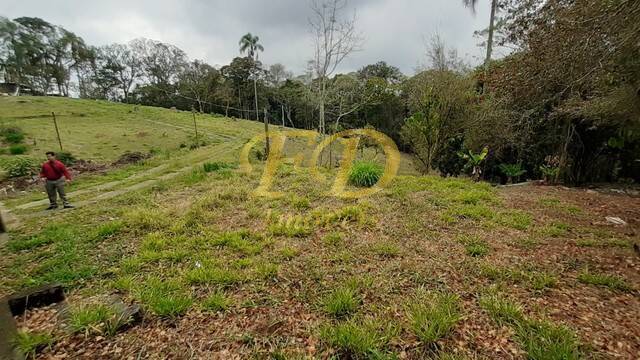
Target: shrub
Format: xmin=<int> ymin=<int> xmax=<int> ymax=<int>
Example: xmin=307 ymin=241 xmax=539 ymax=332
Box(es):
xmin=1 ymin=127 xmax=25 ymax=144
xmin=348 ymin=161 xmax=383 ymax=187
xmin=56 ymin=152 xmax=76 ymax=166
xmin=4 ymin=157 xmax=38 ymax=178
xmin=203 ymin=161 xmax=232 ymax=173
xmin=499 ymin=163 xmax=527 ymax=183
xmin=9 ymin=144 xmax=28 ymax=155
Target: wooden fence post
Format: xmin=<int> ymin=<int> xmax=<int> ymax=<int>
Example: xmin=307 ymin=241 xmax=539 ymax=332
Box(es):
xmin=52 ymin=112 xmax=63 ymax=151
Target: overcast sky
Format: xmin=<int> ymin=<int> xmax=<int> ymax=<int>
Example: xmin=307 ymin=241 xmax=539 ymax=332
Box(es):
xmin=3 ymin=0 xmax=498 ymax=76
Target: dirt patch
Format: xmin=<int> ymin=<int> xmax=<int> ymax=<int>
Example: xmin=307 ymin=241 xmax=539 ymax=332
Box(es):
xmin=111 ymin=152 xmax=152 ymax=166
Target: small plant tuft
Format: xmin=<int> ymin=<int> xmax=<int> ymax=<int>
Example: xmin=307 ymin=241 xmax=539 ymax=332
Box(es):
xmin=348 ymin=161 xmax=383 ymax=187
xmin=322 ymin=287 xmax=361 ymax=318
xmin=202 ymin=291 xmax=232 ymax=312
xmin=12 ymin=330 xmax=53 ymax=358
xmin=405 ymin=290 xmax=461 ymax=345
xmin=577 ymin=269 xmax=631 ymax=292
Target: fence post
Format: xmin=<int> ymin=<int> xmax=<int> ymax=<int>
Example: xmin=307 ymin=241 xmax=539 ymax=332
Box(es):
xmin=192 ymin=110 xmax=199 ymax=147
xmin=52 ymin=112 xmax=63 ymax=151
xmin=263 ymin=108 xmax=270 ymax=157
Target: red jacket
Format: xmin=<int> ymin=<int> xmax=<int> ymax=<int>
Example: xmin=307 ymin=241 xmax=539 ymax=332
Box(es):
xmin=40 ymin=160 xmax=72 ymax=181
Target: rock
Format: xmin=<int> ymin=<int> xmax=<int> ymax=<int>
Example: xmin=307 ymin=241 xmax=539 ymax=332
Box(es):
xmin=605 ymin=216 xmax=627 ymax=226
xmin=4 ymin=284 xmax=65 ymax=316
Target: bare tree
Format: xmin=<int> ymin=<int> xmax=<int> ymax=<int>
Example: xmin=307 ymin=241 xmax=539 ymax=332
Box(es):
xmin=423 ymin=33 xmax=466 ymax=73
xmin=309 ymin=0 xmax=363 ymax=136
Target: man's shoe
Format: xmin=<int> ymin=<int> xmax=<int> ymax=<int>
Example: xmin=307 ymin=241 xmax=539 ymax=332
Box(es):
xmin=46 ymin=205 xmax=58 ymax=210
xmin=63 ymin=204 xmax=75 ymax=209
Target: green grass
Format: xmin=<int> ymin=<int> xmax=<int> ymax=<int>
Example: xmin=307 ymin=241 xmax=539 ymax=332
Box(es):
xmin=371 ymin=242 xmax=401 ymax=258
xmin=137 ymin=278 xmax=193 ymax=318
xmin=203 ymin=161 xmax=233 ymax=173
xmin=544 ymin=222 xmax=570 ymax=237
xmin=279 ymin=246 xmax=299 ymax=260
xmin=458 ymin=235 xmax=490 ymax=257
xmin=11 ymin=330 xmax=54 ymax=358
xmin=67 ymin=303 xmax=114 ymax=335
xmin=405 ymin=290 xmax=461 ymax=345
xmin=530 ymin=272 xmax=558 ymax=291
xmin=496 ymin=210 xmax=533 ymax=230
xmin=9 ymin=144 xmax=28 ymax=154
xmin=202 ymin=291 xmax=232 ymax=312
xmin=577 ymin=270 xmax=631 ymax=292
xmin=322 ymin=287 xmax=361 ymax=318
xmin=8 ymin=223 xmax=75 ymax=251
xmin=479 ymin=293 xmax=524 ymax=326
xmin=575 ymin=237 xmax=630 ymax=248
xmin=185 ymin=265 xmax=245 ymax=287
xmin=319 ymin=318 xmax=397 ymax=358
xmin=515 ymin=319 xmax=582 ymax=360
xmin=480 ymin=293 xmax=582 ymax=359
xmin=348 ymin=161 xmax=383 ymax=187
xmin=0 ymin=96 xmax=265 ymax=162
xmin=323 ymin=232 xmax=344 ymax=247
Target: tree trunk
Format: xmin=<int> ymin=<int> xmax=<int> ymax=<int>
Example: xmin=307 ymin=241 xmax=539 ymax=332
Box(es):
xmin=484 ymin=0 xmax=497 ymax=74
xmin=253 ymin=77 xmax=259 ymax=121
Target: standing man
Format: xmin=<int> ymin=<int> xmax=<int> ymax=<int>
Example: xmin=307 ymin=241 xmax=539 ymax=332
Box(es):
xmin=40 ymin=151 xmax=74 ymax=210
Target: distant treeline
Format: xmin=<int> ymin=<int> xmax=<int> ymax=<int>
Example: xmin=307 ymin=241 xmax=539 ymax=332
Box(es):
xmin=1 ymin=0 xmax=638 ymax=184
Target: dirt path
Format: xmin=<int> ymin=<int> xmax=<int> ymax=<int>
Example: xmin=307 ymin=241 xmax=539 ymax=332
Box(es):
xmin=2 ymin=140 xmax=242 ymax=224
xmin=13 ymin=163 xmax=172 ymax=210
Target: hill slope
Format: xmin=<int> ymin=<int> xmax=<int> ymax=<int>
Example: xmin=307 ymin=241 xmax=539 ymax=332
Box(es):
xmin=0 ymin=96 xmax=265 ymax=162
xmin=0 ymin=97 xmax=638 ymax=359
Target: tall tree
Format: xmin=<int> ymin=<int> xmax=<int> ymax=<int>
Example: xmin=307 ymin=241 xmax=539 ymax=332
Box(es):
xmin=309 ymin=0 xmax=363 ymax=136
xmin=239 ymin=33 xmax=267 ymax=153
xmin=239 ymin=33 xmax=264 ymax=122
xmin=463 ymin=0 xmax=498 ymax=73
xmin=97 ymin=43 xmax=142 ymax=102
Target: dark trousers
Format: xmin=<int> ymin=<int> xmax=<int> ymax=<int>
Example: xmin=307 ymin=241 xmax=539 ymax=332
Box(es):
xmin=45 ymin=178 xmax=69 ymax=206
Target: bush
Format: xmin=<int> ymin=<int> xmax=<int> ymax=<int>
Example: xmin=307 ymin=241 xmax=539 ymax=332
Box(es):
xmin=1 ymin=127 xmax=25 ymax=144
xmin=56 ymin=152 xmax=76 ymax=166
xmin=9 ymin=144 xmax=28 ymax=155
xmin=434 ymin=135 xmax=466 ymax=177
xmin=3 ymin=157 xmax=37 ymax=178
xmin=203 ymin=161 xmax=232 ymax=173
xmin=348 ymin=161 xmax=383 ymax=187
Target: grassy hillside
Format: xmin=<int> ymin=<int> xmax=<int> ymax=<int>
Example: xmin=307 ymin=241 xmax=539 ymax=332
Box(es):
xmin=0 ymin=97 xmax=639 ymax=359
xmin=0 ymin=96 xmax=266 ymax=162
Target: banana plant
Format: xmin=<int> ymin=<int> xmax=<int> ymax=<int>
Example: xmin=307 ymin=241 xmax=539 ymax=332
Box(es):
xmin=499 ymin=163 xmax=527 ymax=184
xmin=459 ymin=147 xmax=489 ymax=182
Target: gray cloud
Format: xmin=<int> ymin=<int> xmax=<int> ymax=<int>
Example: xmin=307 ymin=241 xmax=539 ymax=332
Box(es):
xmin=3 ymin=0 xmax=496 ymax=75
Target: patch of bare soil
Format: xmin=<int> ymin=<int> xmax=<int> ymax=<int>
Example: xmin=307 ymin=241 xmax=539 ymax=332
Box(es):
xmin=111 ymin=152 xmax=152 ymax=166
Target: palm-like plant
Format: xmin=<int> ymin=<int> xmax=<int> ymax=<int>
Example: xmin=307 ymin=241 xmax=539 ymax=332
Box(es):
xmin=499 ymin=163 xmax=527 ymax=184
xmin=463 ymin=0 xmax=498 ymax=73
xmin=239 ymin=33 xmax=267 ymax=153
xmin=460 ymin=147 xmax=489 ymax=182
xmin=239 ymin=33 xmax=264 ymax=60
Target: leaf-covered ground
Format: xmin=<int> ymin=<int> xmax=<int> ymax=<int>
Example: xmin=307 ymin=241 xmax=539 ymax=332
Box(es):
xmin=2 ymin=158 xmax=639 ymax=359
